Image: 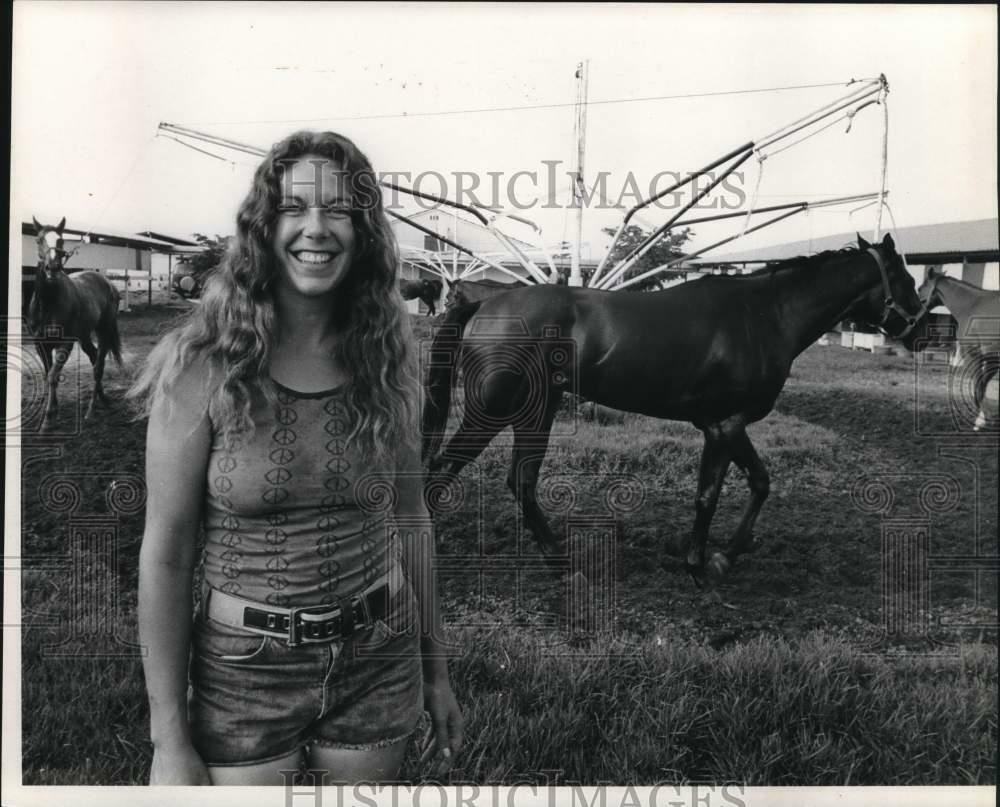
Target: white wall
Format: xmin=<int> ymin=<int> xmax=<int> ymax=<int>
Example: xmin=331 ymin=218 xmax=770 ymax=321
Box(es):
xmin=22 ymin=234 xmax=152 ymax=272
xmin=68 ymin=243 xmax=150 ymax=272
xmin=149 ymin=253 xmax=176 ymax=290
xmin=980 ymin=262 xmax=999 ymax=291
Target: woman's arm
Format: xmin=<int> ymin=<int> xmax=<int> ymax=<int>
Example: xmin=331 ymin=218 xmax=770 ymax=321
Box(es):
xmin=393 ymin=439 xmax=464 ymax=774
xmin=139 ymin=362 xmax=214 ymax=785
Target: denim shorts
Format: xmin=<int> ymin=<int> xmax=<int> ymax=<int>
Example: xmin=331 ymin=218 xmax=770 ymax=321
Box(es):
xmin=188 ymin=580 xmax=424 ymax=767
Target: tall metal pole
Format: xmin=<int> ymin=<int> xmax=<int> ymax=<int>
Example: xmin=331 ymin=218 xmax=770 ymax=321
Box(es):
xmin=570 ymin=60 xmax=589 ymax=287
xmin=452 ymin=206 xmax=459 ymax=280
xmin=873 ymin=75 xmax=889 ymax=241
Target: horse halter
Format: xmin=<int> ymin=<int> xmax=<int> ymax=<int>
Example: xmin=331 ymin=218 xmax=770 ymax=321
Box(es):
xmin=38 ymin=234 xmax=69 ymax=272
xmin=867 ymin=246 xmax=923 ymax=340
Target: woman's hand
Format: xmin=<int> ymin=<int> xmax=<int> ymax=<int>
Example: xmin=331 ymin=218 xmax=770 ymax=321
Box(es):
xmin=420 ymin=672 xmax=464 ymax=778
xmin=149 ymin=739 xmax=212 ymax=785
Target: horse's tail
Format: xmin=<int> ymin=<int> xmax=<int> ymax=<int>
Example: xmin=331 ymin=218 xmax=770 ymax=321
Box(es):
xmin=421 ymin=300 xmax=482 ymax=462
xmin=106 ymin=314 xmax=124 ymax=366
xmin=104 ymin=281 xmax=124 ymax=366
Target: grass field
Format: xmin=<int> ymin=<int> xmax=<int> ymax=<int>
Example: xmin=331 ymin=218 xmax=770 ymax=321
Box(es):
xmin=16 ymin=303 xmax=998 ymax=785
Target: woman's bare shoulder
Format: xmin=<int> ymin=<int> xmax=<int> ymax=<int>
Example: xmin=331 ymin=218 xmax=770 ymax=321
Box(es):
xmin=150 ymin=351 xmax=221 ymax=427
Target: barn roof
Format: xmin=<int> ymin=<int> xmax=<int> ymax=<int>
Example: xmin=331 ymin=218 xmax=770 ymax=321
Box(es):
xmin=135 ymin=230 xmax=201 ymax=247
xmin=22 ymin=221 xmax=191 ymax=252
xmin=693 ymin=217 xmax=999 ymax=266
xmin=391 ymin=208 xmax=536 ymax=252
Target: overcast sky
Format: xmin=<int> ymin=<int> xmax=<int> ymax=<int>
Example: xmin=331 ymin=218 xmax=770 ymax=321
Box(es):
xmin=10 ymin=2 xmax=998 ymax=261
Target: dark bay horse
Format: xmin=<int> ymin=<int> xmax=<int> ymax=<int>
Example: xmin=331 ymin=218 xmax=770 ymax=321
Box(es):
xmin=423 ymin=234 xmax=928 ymax=582
xmin=918 ymin=266 xmax=999 ymax=431
xmin=28 ymin=217 xmax=123 ymax=432
xmin=445 ymin=277 xmax=527 ymax=310
xmin=400 ymin=277 xmax=444 ymax=315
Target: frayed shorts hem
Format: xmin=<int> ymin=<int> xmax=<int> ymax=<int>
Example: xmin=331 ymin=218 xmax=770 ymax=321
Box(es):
xmin=308 ymin=726 xmax=417 ymax=752
xmin=203 ymin=744 xmax=307 ymax=768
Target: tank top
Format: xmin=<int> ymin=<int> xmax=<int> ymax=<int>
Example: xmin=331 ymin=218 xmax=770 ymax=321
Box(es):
xmin=201 ymin=380 xmax=400 ymax=608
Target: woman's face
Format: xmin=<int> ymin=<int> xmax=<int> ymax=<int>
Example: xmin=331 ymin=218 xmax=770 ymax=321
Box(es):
xmin=270 ymin=154 xmax=357 ymax=299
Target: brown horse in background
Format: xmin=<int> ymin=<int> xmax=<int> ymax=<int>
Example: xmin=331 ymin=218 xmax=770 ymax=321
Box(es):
xmin=400 ymin=277 xmax=444 ymax=316
xmin=918 ymin=266 xmax=1000 ymax=431
xmin=423 ymin=234 xmax=929 ymax=583
xmin=28 ymin=217 xmax=123 ymax=432
xmin=444 ymin=277 xmax=528 ymax=311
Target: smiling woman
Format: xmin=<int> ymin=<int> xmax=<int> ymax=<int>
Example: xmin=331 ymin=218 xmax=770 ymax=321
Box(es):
xmin=127 ymin=131 xmax=463 ymax=786
xmin=271 ymin=158 xmax=357 ymax=299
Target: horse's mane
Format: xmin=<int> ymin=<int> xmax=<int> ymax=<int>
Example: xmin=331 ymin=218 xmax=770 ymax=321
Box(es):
xmin=741 ymin=246 xmax=861 ymax=279
xmin=934 ymin=273 xmax=994 ymax=293
xmin=461 ymin=277 xmax=524 ymax=288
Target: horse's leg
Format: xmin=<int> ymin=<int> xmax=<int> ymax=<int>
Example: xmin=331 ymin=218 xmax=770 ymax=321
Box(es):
xmin=79 ymin=337 xmax=100 ymax=419
xmin=41 ymin=343 xmax=72 ymax=433
xmin=711 ymin=427 xmax=770 ymax=577
xmin=674 ymin=425 xmax=732 ymax=583
xmin=972 ymin=355 xmax=988 ymax=431
xmin=508 ymin=393 xmax=564 ymax=560
xmin=972 ymin=355 xmax=999 ymax=431
xmin=92 ymin=326 xmax=113 ymax=406
xmin=426 ymin=418 xmax=505 ymax=513
xmin=94 ymin=345 xmax=110 ymax=405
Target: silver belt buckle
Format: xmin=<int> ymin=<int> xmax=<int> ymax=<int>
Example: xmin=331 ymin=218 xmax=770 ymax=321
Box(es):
xmin=281 ymin=605 xmax=299 ymax=646
xmin=296 ymin=605 xmax=343 ymax=645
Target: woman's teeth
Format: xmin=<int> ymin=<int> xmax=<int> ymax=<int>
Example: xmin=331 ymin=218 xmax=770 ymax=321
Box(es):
xmin=295 ymin=251 xmax=334 ymax=264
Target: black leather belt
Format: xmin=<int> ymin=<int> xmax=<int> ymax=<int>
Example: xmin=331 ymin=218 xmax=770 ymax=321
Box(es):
xmin=205 ymin=580 xmax=393 ymax=646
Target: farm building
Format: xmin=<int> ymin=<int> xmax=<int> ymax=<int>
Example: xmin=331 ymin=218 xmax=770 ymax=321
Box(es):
xmin=20 ymin=222 xmax=203 ymax=311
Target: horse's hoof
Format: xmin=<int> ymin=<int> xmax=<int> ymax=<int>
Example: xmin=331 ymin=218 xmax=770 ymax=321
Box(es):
xmin=684 ymin=564 xmax=707 ymax=589
xmin=707 ymin=552 xmax=731 ymax=580
xmin=659 ymin=551 xmax=707 ymax=587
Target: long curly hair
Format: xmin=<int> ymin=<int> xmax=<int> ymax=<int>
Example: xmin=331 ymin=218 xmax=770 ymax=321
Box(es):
xmin=130 ymin=130 xmax=419 ymax=470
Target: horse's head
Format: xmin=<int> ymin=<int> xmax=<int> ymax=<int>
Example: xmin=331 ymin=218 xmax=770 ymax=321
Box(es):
xmin=916 ymin=265 xmax=945 ymax=311
xmin=33 ymin=216 xmax=68 ymax=277
xmin=423 ymin=277 xmax=443 ymax=300
xmin=853 ymin=232 xmax=929 ymax=350
xmin=444 ymin=279 xmax=463 ymax=310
